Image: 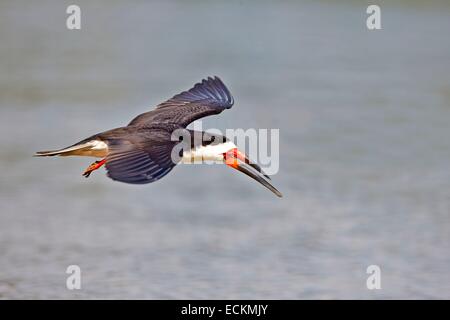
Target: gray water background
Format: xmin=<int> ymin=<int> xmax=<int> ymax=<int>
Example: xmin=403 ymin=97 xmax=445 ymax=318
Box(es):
xmin=0 ymin=0 xmax=449 ymax=299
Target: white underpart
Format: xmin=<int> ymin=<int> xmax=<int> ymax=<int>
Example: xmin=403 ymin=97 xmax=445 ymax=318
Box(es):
xmin=90 ymin=140 xmax=108 ymax=150
xmin=181 ymin=141 xmax=236 ymax=164
xmin=74 ymin=140 xmax=109 ymax=157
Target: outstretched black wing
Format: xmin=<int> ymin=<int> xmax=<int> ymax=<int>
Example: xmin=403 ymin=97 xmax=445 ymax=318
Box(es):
xmin=128 ymin=76 xmax=234 ymax=128
xmin=104 ymin=132 xmax=178 ymax=184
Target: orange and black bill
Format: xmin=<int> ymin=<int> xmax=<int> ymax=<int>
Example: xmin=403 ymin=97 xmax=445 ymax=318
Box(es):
xmin=225 ymin=149 xmax=282 ymax=198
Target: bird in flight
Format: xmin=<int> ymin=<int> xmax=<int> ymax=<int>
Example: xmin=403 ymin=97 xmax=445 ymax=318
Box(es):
xmin=35 ymin=77 xmax=282 ymax=197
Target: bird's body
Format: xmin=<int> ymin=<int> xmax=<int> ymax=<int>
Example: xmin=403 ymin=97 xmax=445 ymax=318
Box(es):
xmin=35 ymin=77 xmax=282 ymax=197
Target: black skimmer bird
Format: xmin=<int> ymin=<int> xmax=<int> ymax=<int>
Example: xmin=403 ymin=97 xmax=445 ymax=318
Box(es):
xmin=35 ymin=77 xmax=282 ymax=197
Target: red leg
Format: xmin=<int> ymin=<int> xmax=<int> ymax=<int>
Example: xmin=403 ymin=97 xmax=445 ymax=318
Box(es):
xmin=82 ymin=159 xmax=106 ymax=178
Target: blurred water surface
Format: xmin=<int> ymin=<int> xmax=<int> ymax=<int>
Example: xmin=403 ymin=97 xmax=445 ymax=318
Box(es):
xmin=0 ymin=0 xmax=449 ymax=298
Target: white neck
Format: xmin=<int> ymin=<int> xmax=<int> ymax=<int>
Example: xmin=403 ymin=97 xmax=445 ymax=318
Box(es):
xmin=181 ymin=141 xmax=236 ymax=164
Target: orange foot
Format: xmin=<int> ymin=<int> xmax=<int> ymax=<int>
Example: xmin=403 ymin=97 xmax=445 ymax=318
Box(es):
xmin=82 ymin=159 xmax=106 ymax=178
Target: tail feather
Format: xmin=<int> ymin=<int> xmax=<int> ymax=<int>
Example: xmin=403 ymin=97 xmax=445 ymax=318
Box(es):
xmin=34 ymin=141 xmax=107 ymax=157
xmin=34 ymin=144 xmax=91 ymax=157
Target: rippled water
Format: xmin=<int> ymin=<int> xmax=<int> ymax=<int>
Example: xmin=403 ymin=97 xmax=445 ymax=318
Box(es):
xmin=0 ymin=0 xmax=449 ymax=299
